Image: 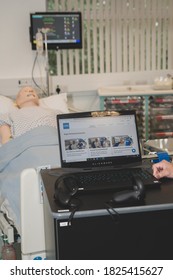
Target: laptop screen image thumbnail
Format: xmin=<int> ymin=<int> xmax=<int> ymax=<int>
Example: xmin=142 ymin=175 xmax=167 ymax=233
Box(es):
xmin=57 ymin=110 xmax=141 ymax=168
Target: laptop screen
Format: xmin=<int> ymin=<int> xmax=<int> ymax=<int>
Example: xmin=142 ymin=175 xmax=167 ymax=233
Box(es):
xmin=57 ymin=110 xmax=142 ymax=168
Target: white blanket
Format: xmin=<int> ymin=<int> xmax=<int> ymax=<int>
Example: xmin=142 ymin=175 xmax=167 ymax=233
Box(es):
xmin=0 ymin=126 xmax=60 ymax=232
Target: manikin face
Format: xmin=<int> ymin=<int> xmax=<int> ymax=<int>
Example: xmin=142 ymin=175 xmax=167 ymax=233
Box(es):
xmin=16 ymin=86 xmax=39 ymax=108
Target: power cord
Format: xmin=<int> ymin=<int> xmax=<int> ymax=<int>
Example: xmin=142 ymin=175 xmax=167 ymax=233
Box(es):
xmin=67 ymin=199 xmax=81 ymax=226
xmin=104 ymin=202 xmax=120 ymax=224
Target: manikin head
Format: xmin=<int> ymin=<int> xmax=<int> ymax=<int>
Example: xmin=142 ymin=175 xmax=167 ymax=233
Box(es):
xmin=16 ymin=86 xmax=39 ymax=108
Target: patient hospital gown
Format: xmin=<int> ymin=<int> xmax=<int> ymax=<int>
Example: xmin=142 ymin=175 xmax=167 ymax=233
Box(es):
xmin=0 ymin=106 xmax=58 ymax=138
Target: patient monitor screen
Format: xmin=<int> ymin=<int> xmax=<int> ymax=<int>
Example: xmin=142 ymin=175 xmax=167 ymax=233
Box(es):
xmin=30 ymin=12 xmax=82 ymax=50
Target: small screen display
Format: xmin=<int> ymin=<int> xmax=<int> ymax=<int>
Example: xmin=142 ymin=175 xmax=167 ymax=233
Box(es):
xmin=30 ymin=12 xmax=82 ymax=50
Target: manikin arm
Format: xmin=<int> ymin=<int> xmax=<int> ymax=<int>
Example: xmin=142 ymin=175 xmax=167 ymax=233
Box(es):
xmin=0 ymin=124 xmax=12 ymax=144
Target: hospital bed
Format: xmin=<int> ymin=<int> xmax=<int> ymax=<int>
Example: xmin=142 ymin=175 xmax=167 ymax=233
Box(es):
xmin=0 ymin=93 xmax=72 ymax=259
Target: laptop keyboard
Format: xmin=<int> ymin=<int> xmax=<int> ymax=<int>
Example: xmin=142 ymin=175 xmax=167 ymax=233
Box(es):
xmin=74 ymin=168 xmax=160 ymax=192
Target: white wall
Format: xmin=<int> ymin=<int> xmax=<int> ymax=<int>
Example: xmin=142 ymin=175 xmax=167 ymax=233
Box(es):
xmin=0 ymin=0 xmax=45 ymax=79
xmin=0 ymin=0 xmax=45 ymax=96
xmin=51 ymin=71 xmax=173 ymax=93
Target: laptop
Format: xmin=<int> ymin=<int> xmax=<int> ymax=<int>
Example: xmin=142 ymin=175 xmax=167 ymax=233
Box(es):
xmin=56 ymin=110 xmax=161 ymax=192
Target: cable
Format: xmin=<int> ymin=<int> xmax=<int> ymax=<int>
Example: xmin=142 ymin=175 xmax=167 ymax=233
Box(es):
xmin=67 ymin=207 xmax=77 ymax=226
xmin=104 ymin=202 xmax=120 ymax=224
xmin=31 ymin=52 xmax=47 ymax=96
xmin=68 ymin=206 xmax=78 ymax=226
xmin=67 ymin=198 xmax=81 ymax=226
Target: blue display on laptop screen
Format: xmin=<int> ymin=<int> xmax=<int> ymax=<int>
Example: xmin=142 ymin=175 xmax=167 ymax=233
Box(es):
xmin=57 ymin=110 xmax=141 ymax=168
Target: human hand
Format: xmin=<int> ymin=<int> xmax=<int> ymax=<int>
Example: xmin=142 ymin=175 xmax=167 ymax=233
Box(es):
xmin=152 ymin=159 xmax=173 ymax=179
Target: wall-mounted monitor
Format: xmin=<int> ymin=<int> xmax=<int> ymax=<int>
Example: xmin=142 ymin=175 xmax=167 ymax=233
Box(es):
xmin=30 ymin=12 xmax=82 ymax=50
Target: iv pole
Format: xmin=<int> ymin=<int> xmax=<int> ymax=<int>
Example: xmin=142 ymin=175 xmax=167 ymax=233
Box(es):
xmin=42 ymin=28 xmax=50 ymax=96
